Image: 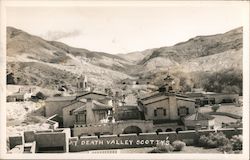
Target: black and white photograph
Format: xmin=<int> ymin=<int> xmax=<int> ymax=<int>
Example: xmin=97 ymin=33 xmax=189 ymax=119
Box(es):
xmin=0 ymin=0 xmax=249 ymax=159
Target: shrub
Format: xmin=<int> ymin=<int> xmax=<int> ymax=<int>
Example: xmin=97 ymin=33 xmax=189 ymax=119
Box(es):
xmin=230 ymin=135 xmax=242 ymax=151
xmin=198 ymin=132 xmax=229 ymax=148
xmin=36 ymin=92 xmax=46 ymax=100
xmin=172 ymin=140 xmax=186 ymax=151
xmin=152 ymin=142 xmax=174 ymax=153
xmin=211 ymin=104 xmax=220 ymax=112
xmin=198 ymin=135 xmax=209 ymax=147
xmin=219 ymin=143 xmax=233 ymax=153
xmin=206 ymin=139 xmax=217 ymax=148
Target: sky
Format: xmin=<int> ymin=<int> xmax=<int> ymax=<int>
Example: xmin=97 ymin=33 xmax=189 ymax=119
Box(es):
xmin=6 ymin=3 xmax=247 ymax=54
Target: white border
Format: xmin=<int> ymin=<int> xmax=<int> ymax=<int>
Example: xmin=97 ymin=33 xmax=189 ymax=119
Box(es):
xmin=0 ymin=0 xmax=249 ymax=159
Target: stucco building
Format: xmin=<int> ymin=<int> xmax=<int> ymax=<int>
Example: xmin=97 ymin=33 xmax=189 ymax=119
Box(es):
xmin=183 ymin=112 xmax=215 ymax=130
xmin=185 ymin=89 xmax=239 ymax=106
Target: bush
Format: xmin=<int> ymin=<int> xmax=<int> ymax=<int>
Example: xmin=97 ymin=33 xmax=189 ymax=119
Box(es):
xmin=219 ymin=143 xmax=233 ymax=153
xmin=230 ymin=135 xmax=242 ymax=151
xmin=199 ymin=135 xmax=209 ymax=147
xmin=36 ymin=92 xmax=46 ymax=100
xmin=172 ymin=140 xmax=186 ymax=151
xmin=198 ymin=132 xmax=229 ymax=148
xmin=152 ymin=142 xmax=174 ymax=153
xmin=206 ymin=139 xmax=217 ymax=148
xmin=211 ymin=104 xmax=220 ymax=112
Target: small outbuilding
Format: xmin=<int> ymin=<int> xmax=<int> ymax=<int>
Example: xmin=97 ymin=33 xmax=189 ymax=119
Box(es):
xmin=183 ymin=112 xmax=215 ymax=130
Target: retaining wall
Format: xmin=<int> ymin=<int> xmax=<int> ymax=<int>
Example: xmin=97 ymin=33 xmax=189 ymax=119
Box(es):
xmin=69 ymin=128 xmax=242 ymax=152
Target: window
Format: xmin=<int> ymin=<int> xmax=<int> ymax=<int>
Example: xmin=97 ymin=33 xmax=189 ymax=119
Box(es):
xmin=163 ymin=109 xmax=166 ymax=116
xmin=98 ymin=111 xmax=106 ymax=120
xmin=178 ymin=107 xmax=188 ymax=116
xmin=76 ymin=113 xmax=86 ymax=123
xmin=154 ymin=110 xmax=157 ymax=117
xmin=80 ymin=82 xmax=83 ymax=88
xmin=69 ymin=109 xmax=74 ymax=115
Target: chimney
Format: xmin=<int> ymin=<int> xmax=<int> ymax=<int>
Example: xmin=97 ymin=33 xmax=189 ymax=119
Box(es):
xmin=86 ymin=98 xmax=95 ymax=124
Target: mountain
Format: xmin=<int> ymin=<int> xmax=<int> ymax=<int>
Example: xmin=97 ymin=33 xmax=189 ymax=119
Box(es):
xmin=120 ymin=27 xmax=242 ymax=73
xmin=7 ymin=26 xmax=243 ymax=95
xmin=7 ymin=27 xmax=134 ymax=91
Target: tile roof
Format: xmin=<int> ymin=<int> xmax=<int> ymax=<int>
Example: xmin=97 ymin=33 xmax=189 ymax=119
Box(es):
xmin=184 ymin=112 xmax=215 ymax=121
xmin=73 ymin=100 xmax=112 ymax=113
xmin=45 ymin=96 xmax=76 ymax=102
xmin=77 ymin=91 xmax=107 ymax=97
xmin=92 ymin=100 xmax=112 ymax=110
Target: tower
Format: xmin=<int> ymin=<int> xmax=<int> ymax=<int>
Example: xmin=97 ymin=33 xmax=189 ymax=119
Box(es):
xmin=76 ymin=75 xmax=88 ymax=92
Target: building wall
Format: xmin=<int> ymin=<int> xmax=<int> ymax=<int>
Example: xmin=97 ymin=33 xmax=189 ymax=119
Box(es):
xmin=45 ymin=100 xmax=73 ymax=117
xmin=144 ymin=99 xmax=170 ymax=120
xmin=184 ymin=120 xmax=208 ymax=129
xmin=143 ymin=96 xmax=196 ymax=121
xmin=35 ymin=129 xmax=70 ymax=153
xmin=24 ymin=93 xmax=32 ymax=101
xmin=72 ymin=120 xmax=154 ymax=137
xmin=62 ymin=102 xmax=84 ymax=128
xmin=69 ymin=128 xmax=242 ymax=152
xmin=169 ymin=96 xmax=178 ymax=120
xmin=153 ymin=123 xmax=185 ymax=132
xmin=184 ymin=119 xmax=215 ymax=130
xmin=177 ymin=99 xmax=196 ymax=115
xmin=73 ymin=124 xmax=114 ymax=137
xmin=113 ymin=120 xmax=154 ymax=135
xmin=205 ymin=94 xmax=239 ymax=104
xmin=9 ymin=135 xmax=23 ymax=150
xmin=208 ymin=119 xmax=215 ymax=129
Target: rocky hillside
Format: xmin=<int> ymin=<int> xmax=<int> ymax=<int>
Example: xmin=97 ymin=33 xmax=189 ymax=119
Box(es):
xmin=7 ymin=26 xmax=243 ymax=95
xmin=7 ymin=27 xmax=134 ymax=91
xmin=119 ymin=27 xmax=243 ymax=94
xmin=121 ymin=27 xmax=242 ymax=73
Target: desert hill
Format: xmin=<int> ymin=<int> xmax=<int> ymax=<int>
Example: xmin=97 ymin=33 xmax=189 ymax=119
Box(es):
xmin=120 ymin=27 xmax=242 ymax=73
xmin=7 ymin=26 xmax=243 ymax=95
xmin=7 ymin=27 xmax=134 ymax=91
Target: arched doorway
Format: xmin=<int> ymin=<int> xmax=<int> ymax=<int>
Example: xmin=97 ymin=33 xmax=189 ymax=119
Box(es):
xmin=156 ymin=129 xmax=163 ymax=134
xmin=122 ymin=126 xmax=142 ymax=134
xmin=176 ymin=128 xmax=183 ymax=134
xmin=166 ymin=128 xmax=173 ymax=132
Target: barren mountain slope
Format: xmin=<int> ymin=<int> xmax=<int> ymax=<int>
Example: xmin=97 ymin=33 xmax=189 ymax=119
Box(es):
xmin=7 ymin=27 xmax=133 ymax=91
xmin=7 ymin=26 xmax=243 ymax=95
xmin=119 ymin=27 xmax=242 ymax=74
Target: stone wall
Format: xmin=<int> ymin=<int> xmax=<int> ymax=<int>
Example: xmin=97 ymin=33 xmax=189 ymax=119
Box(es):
xmin=69 ymin=128 xmax=242 ymax=152
xmin=9 ymin=134 xmax=23 ymax=150
xmin=35 ymin=128 xmax=71 ymax=153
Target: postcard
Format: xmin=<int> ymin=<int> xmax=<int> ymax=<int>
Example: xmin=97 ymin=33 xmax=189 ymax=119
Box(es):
xmin=0 ymin=0 xmax=249 ymax=159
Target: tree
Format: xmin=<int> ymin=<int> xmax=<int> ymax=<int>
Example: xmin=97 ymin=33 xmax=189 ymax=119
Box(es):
xmin=36 ymin=92 xmax=46 ymax=100
xmin=211 ymin=104 xmax=221 ymax=112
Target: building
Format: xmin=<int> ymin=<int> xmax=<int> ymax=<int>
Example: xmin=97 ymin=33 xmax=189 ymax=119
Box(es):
xmin=45 ymin=74 xmax=217 ymax=137
xmin=76 ymin=75 xmax=90 ymax=92
xmin=45 ymin=91 xmax=112 ymax=127
xmin=183 ymin=112 xmax=215 ymax=130
xmin=45 ymin=75 xmax=113 ymax=128
xmin=7 ymin=87 xmax=34 ymax=102
xmin=8 ymin=129 xmax=71 ymax=153
xmin=185 ymin=89 xmax=239 ymax=106
xmin=138 ymin=91 xmax=196 ymax=132
xmin=73 ymin=98 xmax=113 ymax=125
xmin=115 ymin=105 xmax=144 ymax=121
